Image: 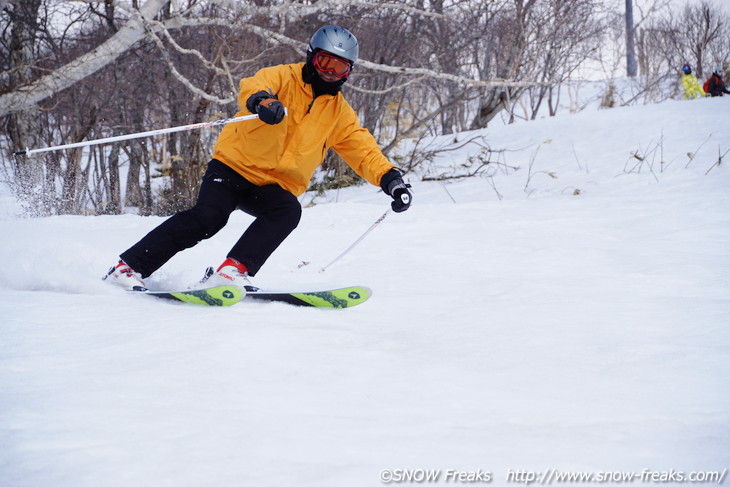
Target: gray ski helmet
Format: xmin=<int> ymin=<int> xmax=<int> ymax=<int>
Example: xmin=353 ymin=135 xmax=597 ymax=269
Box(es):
xmin=308 ymin=25 xmax=359 ymax=65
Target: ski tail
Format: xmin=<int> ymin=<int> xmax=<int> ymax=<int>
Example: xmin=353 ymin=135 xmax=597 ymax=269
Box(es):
xmin=132 ymin=285 xmax=243 ymax=306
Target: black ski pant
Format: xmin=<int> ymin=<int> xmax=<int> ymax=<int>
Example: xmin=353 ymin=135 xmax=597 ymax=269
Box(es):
xmin=121 ymin=159 xmax=301 ymax=278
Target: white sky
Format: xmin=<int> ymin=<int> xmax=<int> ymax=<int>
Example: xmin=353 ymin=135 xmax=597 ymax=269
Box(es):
xmin=676 ymin=0 xmax=730 ymax=12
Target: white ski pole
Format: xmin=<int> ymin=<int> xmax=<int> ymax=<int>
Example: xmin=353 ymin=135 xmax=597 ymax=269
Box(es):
xmin=319 ymin=209 xmax=391 ymax=273
xmin=13 ymin=113 xmax=261 ymax=157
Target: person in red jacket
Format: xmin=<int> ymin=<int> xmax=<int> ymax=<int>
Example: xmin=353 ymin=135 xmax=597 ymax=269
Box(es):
xmin=104 ymin=25 xmax=412 ymax=290
xmin=706 ymin=66 xmax=730 ymax=97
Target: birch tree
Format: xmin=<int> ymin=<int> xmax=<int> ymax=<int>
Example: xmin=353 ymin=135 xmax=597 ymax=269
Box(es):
xmin=0 ymin=0 xmax=169 ymax=117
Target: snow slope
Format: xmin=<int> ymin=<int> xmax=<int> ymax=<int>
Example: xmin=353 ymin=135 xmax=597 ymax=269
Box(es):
xmin=1 ymin=97 xmax=729 ymax=486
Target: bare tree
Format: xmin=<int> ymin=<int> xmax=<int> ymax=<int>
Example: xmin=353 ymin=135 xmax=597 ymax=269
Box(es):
xmin=469 ymin=0 xmax=604 ymax=128
xmin=518 ymin=0 xmax=604 ymax=119
xmin=676 ymin=0 xmax=726 ymax=78
xmin=0 ymin=0 xmax=170 ymax=117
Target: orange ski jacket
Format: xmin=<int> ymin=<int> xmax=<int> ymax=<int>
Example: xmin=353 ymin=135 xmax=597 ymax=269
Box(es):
xmin=212 ymin=63 xmax=394 ymax=196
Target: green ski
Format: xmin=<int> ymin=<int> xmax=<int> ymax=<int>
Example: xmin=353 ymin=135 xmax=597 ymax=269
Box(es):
xmin=132 ymin=284 xmax=370 ymax=308
xmin=244 ymin=285 xmax=371 ymax=308
xmin=132 ymin=285 xmax=243 ymax=306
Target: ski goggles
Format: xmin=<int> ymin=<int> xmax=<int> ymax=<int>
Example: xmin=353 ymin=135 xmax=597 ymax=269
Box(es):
xmin=313 ymin=51 xmax=352 ymax=79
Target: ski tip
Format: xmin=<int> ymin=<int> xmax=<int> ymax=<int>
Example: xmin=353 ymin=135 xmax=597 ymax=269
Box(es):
xmin=345 ymin=285 xmax=372 ymax=299
xmin=243 ymin=285 xmax=373 ymax=308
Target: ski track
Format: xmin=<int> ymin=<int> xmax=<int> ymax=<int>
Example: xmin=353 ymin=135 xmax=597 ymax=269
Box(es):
xmin=1 ymin=98 xmax=729 ymax=486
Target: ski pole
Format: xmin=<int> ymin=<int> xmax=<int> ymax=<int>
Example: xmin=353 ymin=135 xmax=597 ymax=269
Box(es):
xmin=319 ymin=209 xmax=391 ymax=273
xmin=13 ymin=113 xmax=261 ymax=157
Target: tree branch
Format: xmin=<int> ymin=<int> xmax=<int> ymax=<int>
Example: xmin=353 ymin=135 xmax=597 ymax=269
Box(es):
xmin=0 ymin=0 xmax=172 ymax=117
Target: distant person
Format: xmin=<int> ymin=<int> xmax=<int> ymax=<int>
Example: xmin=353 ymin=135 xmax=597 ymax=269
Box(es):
xmin=680 ymin=64 xmax=705 ymax=100
xmin=706 ymin=66 xmax=730 ymax=97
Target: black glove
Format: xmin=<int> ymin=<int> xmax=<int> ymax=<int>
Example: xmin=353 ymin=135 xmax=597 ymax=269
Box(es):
xmin=380 ymin=168 xmax=412 ymax=213
xmin=246 ymin=90 xmax=285 ymax=125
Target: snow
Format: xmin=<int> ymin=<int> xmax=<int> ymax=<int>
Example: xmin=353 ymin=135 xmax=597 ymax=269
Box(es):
xmin=1 ymin=97 xmax=729 ymax=486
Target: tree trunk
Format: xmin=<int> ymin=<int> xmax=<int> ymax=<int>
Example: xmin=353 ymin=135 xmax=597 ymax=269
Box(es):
xmin=7 ymin=0 xmax=43 ymax=207
xmin=469 ymin=89 xmax=509 ymax=129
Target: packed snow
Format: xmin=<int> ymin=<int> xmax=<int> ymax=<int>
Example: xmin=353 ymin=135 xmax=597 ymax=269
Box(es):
xmin=1 ymin=96 xmax=729 ymax=486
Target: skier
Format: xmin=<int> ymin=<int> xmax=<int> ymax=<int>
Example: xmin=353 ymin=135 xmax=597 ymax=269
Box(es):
xmin=680 ymin=64 xmax=705 ymax=100
xmin=706 ymin=66 xmax=730 ymax=97
xmin=104 ymin=25 xmax=412 ymax=290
